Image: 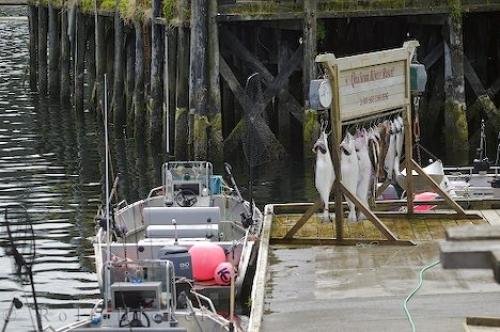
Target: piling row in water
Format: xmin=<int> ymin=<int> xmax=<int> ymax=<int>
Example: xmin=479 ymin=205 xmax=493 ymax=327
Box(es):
xmin=26 ymin=1 xmax=500 ymax=165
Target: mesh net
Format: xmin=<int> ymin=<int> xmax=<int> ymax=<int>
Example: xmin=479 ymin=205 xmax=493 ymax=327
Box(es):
xmin=241 ymin=75 xmax=285 ymax=167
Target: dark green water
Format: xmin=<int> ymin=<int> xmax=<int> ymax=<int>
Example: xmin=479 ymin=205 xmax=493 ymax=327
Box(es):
xmin=0 ymin=14 xmax=317 ymax=331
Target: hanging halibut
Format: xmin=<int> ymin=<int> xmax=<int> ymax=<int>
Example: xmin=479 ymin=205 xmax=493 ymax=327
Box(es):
xmin=313 ymin=130 xmax=335 ymax=222
xmin=393 ymin=116 xmax=405 ymax=176
xmin=377 ymin=121 xmax=390 ymax=179
xmin=384 ymin=121 xmax=397 ymax=180
xmin=368 ymin=127 xmax=380 ymax=176
xmin=368 ymin=127 xmax=381 ymax=202
xmin=341 ymin=132 xmax=359 ymax=222
xmin=355 ymin=129 xmax=372 ymax=220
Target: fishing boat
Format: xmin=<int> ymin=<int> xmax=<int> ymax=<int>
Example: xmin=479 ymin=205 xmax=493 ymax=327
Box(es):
xmin=95 ymin=161 xmax=262 ymax=308
xmin=57 ymin=260 xmax=232 ymax=332
xmin=442 ymin=165 xmax=500 ymax=200
xmin=379 ymin=118 xmax=500 ymax=202
xmin=54 ymin=161 xmax=262 ymax=332
xmin=396 ymin=159 xmax=445 ymax=192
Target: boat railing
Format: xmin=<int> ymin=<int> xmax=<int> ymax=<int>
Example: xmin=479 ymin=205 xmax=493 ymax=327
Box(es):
xmin=54 ymin=318 xmax=92 ymax=332
xmin=54 ymin=300 xmax=102 ymax=331
xmin=116 ymin=199 xmax=129 ymax=210
xmin=240 ymin=228 xmax=250 ymax=264
xmin=147 ymin=186 xmax=165 ymax=198
xmin=190 ymin=289 xmax=221 ymax=318
xmin=444 ymin=165 xmax=500 ymax=176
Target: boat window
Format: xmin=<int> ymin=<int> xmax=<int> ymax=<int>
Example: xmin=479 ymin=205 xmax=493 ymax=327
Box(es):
xmin=163 ymin=161 xmax=213 ymax=191
xmin=114 ymin=290 xmax=157 ymax=310
xmin=174 ymin=183 xmax=200 ymax=195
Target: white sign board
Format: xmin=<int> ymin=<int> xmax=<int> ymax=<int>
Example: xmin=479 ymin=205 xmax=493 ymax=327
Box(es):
xmin=316 ymin=41 xmax=418 ymax=122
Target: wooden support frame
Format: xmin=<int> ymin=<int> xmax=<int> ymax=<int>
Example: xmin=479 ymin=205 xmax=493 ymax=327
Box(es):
xmin=283 ymin=40 xmax=469 ymax=245
xmin=220 ymin=42 xmax=304 ymax=141
xmin=340 ymin=183 xmax=398 ymax=241
xmin=221 ymin=30 xmax=303 ymax=123
xmin=423 ymin=41 xmax=444 ymax=70
xmin=283 ymin=199 xmax=322 ymax=240
xmin=219 ymin=56 xmax=286 ymax=156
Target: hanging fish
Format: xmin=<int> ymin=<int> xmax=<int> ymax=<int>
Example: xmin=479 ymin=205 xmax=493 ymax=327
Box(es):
xmin=393 ymin=116 xmax=405 ymax=176
xmin=376 ymin=121 xmax=390 ymax=179
xmin=355 ymin=129 xmax=372 ymax=221
xmin=368 ymin=127 xmax=380 ymax=202
xmin=313 ymin=130 xmax=335 ymax=222
xmin=368 ymin=127 xmax=380 ymax=175
xmin=384 ymin=121 xmax=397 ymax=181
xmin=341 ymin=132 xmax=359 ymax=222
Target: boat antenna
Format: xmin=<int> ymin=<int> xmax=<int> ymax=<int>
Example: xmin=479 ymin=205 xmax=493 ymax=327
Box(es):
xmin=243 ymin=73 xmax=260 ymax=225
xmin=477 ymin=118 xmax=487 ymax=161
xmin=3 ymin=205 xmax=43 ymax=332
xmin=104 ymin=73 xmax=112 ymax=314
xmin=224 ymin=163 xmax=252 ymax=227
xmin=495 ymin=130 xmax=500 ymax=166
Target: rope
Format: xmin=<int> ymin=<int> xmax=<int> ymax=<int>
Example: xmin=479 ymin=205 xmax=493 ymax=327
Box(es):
xmin=414 ymin=142 xmax=440 ymax=164
xmin=403 ymin=260 xmax=440 ymax=332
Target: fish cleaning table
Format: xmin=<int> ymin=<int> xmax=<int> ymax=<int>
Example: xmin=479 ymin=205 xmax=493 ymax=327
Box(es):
xmin=248 ymin=204 xmax=500 ymax=332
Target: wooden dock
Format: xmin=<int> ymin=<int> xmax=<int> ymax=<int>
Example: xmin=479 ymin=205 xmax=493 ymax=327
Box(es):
xmin=19 ymin=0 xmax=500 ymax=164
xmin=249 ymin=205 xmax=500 ymax=331
xmin=473 ymin=209 xmax=500 ymax=226
xmin=0 ymin=0 xmax=26 ymax=5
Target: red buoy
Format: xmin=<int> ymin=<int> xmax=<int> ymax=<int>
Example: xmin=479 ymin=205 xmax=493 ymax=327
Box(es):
xmin=214 ymin=262 xmax=234 ymax=285
xmin=188 ymin=243 xmax=225 ymax=281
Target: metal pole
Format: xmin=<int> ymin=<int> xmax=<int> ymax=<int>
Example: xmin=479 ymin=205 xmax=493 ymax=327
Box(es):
xmin=104 ymin=74 xmax=111 ymax=314
xmin=229 ymin=243 xmax=236 ymax=332
xmin=164 ymin=29 xmax=170 ymax=155
xmin=1 ymin=299 xmax=14 ymax=332
xmin=28 ymin=269 xmax=43 ymax=331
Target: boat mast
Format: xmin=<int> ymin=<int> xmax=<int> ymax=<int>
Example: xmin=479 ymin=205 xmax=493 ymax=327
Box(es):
xmin=104 ymin=74 xmax=111 ymax=313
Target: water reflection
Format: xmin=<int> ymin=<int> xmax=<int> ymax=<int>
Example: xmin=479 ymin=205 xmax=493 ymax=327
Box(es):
xmin=0 ymin=18 xmax=101 ymax=330
xmin=0 ymin=14 xmax=316 ymax=331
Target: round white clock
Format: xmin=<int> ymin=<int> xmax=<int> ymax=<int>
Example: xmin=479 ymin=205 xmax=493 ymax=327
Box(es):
xmin=309 ymin=79 xmax=332 ymax=110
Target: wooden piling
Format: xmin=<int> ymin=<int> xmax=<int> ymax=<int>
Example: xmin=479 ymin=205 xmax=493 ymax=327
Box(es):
xmin=37 ymin=5 xmax=48 ymax=96
xmin=277 ymin=31 xmax=291 ymax=151
xmin=48 ymin=3 xmax=60 ymax=98
xmin=174 ymin=0 xmax=190 ymax=160
xmin=126 ymin=27 xmax=135 ymax=132
xmin=60 ymin=5 xmax=71 ymax=104
xmin=189 ymin=0 xmax=209 ymax=159
xmin=207 ymin=0 xmax=223 ymax=164
xmin=106 ymin=18 xmax=114 ymax=99
xmin=443 ymin=13 xmax=469 ymax=165
xmin=164 ymin=28 xmax=177 ymax=155
xmin=302 ymin=0 xmax=317 ymax=158
xmin=134 ymin=20 xmax=146 ymax=138
xmin=112 ymin=11 xmax=125 ymax=136
xmin=28 ymin=5 xmax=38 ymax=92
xmin=95 ymin=15 xmax=106 ymax=117
xmin=87 ymin=24 xmax=96 ymax=111
xmin=303 ymin=0 xmax=317 ymax=106
xmin=75 ymin=10 xmax=85 ymax=113
xmin=150 ymin=0 xmax=164 ymax=144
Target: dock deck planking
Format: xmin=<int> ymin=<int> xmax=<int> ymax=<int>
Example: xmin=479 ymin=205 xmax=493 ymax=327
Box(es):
xmin=261 ymin=242 xmax=500 ymax=332
xmin=251 ymin=206 xmax=500 ymax=332
xmin=478 ymin=210 xmax=500 ymax=226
